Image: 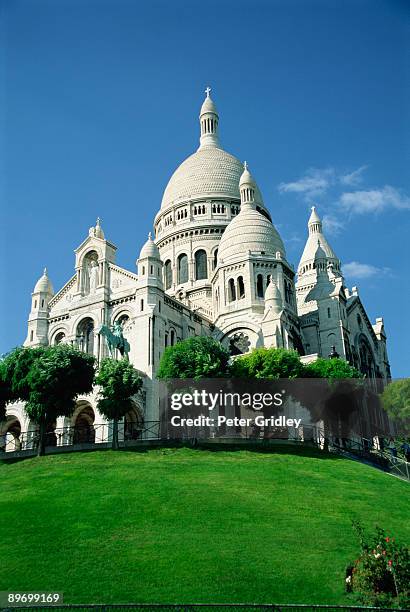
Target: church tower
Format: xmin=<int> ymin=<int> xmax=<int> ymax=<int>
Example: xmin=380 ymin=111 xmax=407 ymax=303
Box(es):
xmin=212 ymin=163 xmax=302 ymax=354
xmin=296 ymin=207 xmax=349 ymax=359
xmin=25 ymin=268 xmax=54 ymax=346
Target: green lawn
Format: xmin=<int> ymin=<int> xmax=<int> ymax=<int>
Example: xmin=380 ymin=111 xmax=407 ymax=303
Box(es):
xmin=0 ymin=446 xmax=409 ymax=605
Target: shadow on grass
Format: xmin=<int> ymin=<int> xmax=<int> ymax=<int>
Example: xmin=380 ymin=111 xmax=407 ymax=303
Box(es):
xmin=0 ymin=438 xmax=353 ymax=465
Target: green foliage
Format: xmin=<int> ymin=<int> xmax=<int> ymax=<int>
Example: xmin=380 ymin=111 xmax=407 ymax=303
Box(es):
xmin=304 ymin=357 xmax=362 ymax=381
xmin=1 ymin=345 xmax=95 ymax=422
xmin=157 ymin=336 xmax=230 ymax=380
xmin=349 ymin=522 xmax=410 ymax=607
xmin=230 ymin=347 xmax=305 ymax=379
xmin=0 ymin=345 xmax=95 ymax=454
xmin=381 ymin=378 xmax=410 ymax=423
xmin=95 ymin=358 xmax=143 ymax=420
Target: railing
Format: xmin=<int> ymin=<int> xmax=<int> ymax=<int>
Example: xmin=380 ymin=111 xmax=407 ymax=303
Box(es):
xmin=0 ymin=421 xmax=162 ymax=454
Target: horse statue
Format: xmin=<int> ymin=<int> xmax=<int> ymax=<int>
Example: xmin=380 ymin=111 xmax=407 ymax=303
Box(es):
xmin=97 ymin=322 xmax=130 ymax=359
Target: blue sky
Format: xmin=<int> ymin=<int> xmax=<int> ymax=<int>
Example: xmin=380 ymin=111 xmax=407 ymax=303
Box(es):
xmin=1 ymin=0 xmax=409 ymax=376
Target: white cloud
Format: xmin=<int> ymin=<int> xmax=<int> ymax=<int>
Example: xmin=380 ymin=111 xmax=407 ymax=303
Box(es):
xmin=278 ymin=168 xmax=334 ymax=199
xmin=339 ymin=186 xmax=410 ymax=214
xmin=342 ymin=261 xmax=390 ymax=279
xmin=322 ymin=214 xmax=345 ymax=236
xmin=339 ymin=165 xmax=368 ymax=186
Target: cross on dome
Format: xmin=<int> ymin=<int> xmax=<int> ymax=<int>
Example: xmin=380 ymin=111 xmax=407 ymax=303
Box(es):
xmin=205 ymin=86 xmax=211 ymax=98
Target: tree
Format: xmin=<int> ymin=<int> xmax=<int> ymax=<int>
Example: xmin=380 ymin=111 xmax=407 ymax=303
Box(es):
xmin=304 ymin=358 xmax=364 ymax=439
xmin=95 ymin=358 xmax=143 ymax=450
xmin=381 ymin=379 xmax=410 ymax=425
xmin=157 ymin=336 xmax=230 ymax=380
xmin=230 ymin=347 xmax=305 ymax=379
xmin=304 ymin=357 xmax=362 ymax=380
xmin=0 ymin=345 xmax=95 ymax=456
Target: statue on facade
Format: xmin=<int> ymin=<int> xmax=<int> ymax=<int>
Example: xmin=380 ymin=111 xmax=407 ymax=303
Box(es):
xmin=97 ymin=321 xmax=130 ymax=358
xmin=88 ymin=261 xmax=98 ymax=293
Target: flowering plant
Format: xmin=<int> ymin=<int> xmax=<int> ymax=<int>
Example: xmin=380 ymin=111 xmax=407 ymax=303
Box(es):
xmin=347 ymin=522 xmax=410 ymax=607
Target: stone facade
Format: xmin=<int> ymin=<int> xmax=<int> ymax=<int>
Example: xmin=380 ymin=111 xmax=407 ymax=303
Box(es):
xmin=2 ymin=90 xmax=393 ymax=449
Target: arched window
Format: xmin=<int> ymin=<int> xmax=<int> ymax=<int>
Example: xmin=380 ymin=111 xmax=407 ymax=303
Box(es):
xmin=170 ymin=329 xmax=175 ymax=346
xmin=76 ymin=318 xmax=94 ymax=355
xmin=195 ymin=250 xmax=207 ymax=280
xmin=54 ymin=331 xmax=65 ymax=345
xmin=115 ymin=313 xmax=129 ymax=328
xmin=164 ymin=260 xmax=172 ymax=290
xmin=237 ymin=276 xmax=245 ymax=299
xmin=266 ymin=274 xmax=272 ymax=287
xmin=177 ymin=253 xmax=188 ymax=284
xmin=213 ymin=249 xmax=218 ymax=270
xmin=228 ymin=278 xmax=236 ymax=302
xmin=256 ymin=274 xmax=264 ymax=298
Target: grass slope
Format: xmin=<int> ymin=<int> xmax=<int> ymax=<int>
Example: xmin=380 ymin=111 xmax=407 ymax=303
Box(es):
xmin=0 ymin=447 xmax=409 ymax=605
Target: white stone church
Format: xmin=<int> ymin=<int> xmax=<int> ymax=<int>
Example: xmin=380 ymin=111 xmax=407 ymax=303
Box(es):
xmin=2 ymin=90 xmax=393 ymax=450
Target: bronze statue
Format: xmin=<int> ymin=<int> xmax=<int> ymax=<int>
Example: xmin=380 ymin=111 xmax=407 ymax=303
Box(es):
xmin=97 ymin=322 xmax=130 ymax=358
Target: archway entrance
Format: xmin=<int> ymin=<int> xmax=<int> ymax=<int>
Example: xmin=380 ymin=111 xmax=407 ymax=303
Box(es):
xmin=73 ymin=403 xmax=95 ymax=444
xmin=0 ymin=416 xmax=21 ymax=452
xmin=124 ymin=403 xmax=143 ymax=441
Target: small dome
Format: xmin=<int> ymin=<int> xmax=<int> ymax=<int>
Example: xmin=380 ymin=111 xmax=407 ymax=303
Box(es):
xmin=298 ymin=207 xmax=340 ymax=274
xmin=217 ymin=207 xmax=285 ymax=263
xmin=34 ymin=268 xmax=54 ymax=294
xmin=200 ymin=95 xmax=218 ymax=116
xmin=139 ymin=232 xmax=160 ymax=259
xmin=239 ymin=162 xmax=256 ymax=188
xmin=265 ymin=279 xmax=282 ymax=302
xmin=308 ymin=206 xmax=321 ymax=225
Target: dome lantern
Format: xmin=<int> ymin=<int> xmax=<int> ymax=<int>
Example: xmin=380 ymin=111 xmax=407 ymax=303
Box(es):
xmin=308 ymin=206 xmax=322 ymax=235
xmin=239 ymin=161 xmax=257 ymax=208
xmin=199 ymin=86 xmax=220 ymax=150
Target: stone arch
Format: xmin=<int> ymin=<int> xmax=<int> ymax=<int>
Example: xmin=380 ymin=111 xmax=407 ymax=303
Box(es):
xmin=112 ymin=309 xmax=131 ymax=327
xmin=356 ymin=333 xmax=376 ymax=378
xmin=212 ymin=247 xmax=218 ymax=271
xmin=177 ymin=253 xmax=188 ymax=284
xmin=54 ymin=331 xmax=66 ymax=345
xmin=124 ymin=400 xmax=144 ymax=441
xmin=218 ymin=324 xmax=261 ymax=356
xmin=72 ymin=400 xmax=95 ymax=444
xmin=0 ymin=414 xmax=22 ymax=452
xmin=49 ymin=323 xmax=69 ymax=345
xmin=194 ymin=249 xmax=208 ymax=280
xmin=81 ymin=249 xmax=100 ymax=295
xmin=76 ymin=317 xmax=95 ymax=355
xmin=164 ymin=259 xmax=172 ymax=289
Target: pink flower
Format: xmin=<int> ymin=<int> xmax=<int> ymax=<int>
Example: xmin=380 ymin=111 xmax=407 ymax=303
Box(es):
xmin=385 ymin=537 xmax=390 ymax=542
xmin=388 ymin=560 xmax=392 ymax=566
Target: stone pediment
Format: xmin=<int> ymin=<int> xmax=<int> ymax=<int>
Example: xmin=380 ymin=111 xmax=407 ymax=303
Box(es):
xmin=109 ymin=264 xmax=138 ymax=291
xmin=48 ymin=274 xmax=77 ymax=311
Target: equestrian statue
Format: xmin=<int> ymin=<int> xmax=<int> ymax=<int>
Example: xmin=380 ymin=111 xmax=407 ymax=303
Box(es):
xmin=97 ymin=321 xmax=130 ymax=359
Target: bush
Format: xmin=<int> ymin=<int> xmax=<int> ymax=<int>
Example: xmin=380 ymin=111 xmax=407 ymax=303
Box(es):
xmin=347 ymin=522 xmax=410 ymax=607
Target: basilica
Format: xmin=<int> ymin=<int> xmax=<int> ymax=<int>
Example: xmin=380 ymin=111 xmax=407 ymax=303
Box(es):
xmin=2 ymin=90 xmax=393 ymax=450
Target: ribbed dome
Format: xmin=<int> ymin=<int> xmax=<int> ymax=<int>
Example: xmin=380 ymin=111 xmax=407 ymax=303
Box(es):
xmin=160 ymin=147 xmax=264 ymax=211
xmin=34 ymin=268 xmax=54 ymax=294
xmin=218 ymin=206 xmax=285 ymax=263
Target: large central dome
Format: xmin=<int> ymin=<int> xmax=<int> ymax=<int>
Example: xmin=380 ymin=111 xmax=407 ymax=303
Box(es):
xmin=160 ymin=147 xmax=264 ymax=210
